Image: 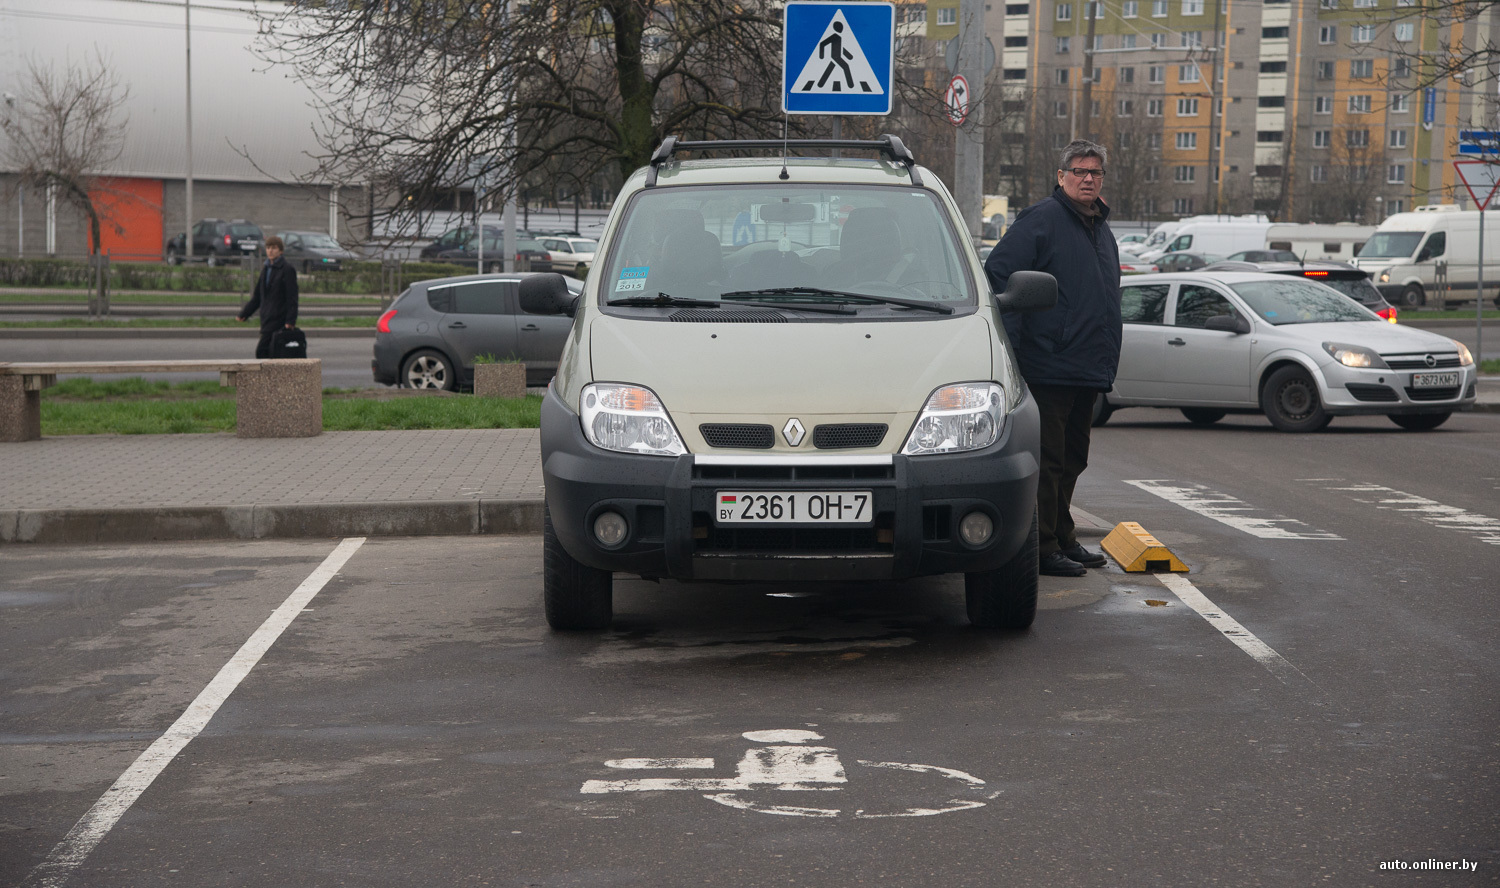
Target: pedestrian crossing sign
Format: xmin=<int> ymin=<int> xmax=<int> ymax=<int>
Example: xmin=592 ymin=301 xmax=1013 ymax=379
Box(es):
xmin=783 ymin=2 xmax=895 ymax=115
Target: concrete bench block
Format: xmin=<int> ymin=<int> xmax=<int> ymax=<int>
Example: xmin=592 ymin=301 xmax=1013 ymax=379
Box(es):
xmin=0 ymin=376 xmax=41 ymax=443
xmin=234 ymin=359 xmax=322 ymax=438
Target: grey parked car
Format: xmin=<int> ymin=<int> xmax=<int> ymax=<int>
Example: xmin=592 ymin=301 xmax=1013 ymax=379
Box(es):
xmin=372 ymin=273 xmax=583 ymax=390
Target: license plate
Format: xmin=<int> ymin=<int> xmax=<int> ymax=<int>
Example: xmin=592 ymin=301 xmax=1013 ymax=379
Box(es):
xmin=1412 ymin=372 xmax=1459 ymax=388
xmin=716 ymin=491 xmax=873 ymax=525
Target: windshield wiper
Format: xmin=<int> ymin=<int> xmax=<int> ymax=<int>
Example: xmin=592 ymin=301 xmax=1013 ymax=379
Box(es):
xmin=607 ymin=292 xmax=722 ymax=308
xmin=720 ymin=286 xmax=953 ymax=315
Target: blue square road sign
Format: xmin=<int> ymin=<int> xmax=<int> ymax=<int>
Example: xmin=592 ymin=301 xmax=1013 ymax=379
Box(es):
xmin=783 ymin=2 xmax=895 ymax=116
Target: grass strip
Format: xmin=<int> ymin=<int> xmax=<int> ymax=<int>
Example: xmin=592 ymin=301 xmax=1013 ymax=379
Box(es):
xmin=40 ymin=387 xmax=542 ymax=435
xmin=0 ymin=291 xmax=384 ymax=307
xmin=1482 ymin=358 xmax=1500 ymax=375
xmin=1399 ymin=309 xmax=1500 ymax=320
xmin=1 ymin=316 xmax=375 ymax=329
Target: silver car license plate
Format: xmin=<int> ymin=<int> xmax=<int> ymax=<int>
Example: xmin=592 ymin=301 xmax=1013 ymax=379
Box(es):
xmin=1412 ymin=372 xmax=1459 ymax=388
xmin=716 ymin=491 xmax=873 ymax=525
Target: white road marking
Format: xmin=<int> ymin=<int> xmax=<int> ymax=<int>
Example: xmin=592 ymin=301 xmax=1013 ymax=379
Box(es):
xmin=605 ymin=758 xmax=715 ymax=770
xmin=1314 ymin=481 xmax=1500 ymax=546
xmin=581 ymin=730 xmax=990 ymax=818
xmin=1155 ymin=573 xmax=1322 ymax=696
xmin=1125 ymin=480 xmax=1343 ymax=540
xmin=22 ymin=538 xmax=367 ymax=888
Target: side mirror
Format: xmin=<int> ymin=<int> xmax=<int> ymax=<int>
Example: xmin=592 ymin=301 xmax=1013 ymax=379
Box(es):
xmin=519 ymin=273 xmax=578 ymax=317
xmin=1204 ymin=314 xmax=1251 ymax=334
xmin=994 ymin=270 xmax=1058 ymax=313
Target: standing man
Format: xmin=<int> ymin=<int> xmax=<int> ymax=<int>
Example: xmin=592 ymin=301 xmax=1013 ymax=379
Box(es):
xmin=237 ymin=235 xmax=298 ymax=358
xmin=984 ymin=140 xmax=1122 ymax=577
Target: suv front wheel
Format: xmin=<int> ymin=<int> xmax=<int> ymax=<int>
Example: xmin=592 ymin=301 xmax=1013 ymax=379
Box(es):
xmin=965 ymin=509 xmax=1039 ymax=630
xmin=543 ymin=506 xmax=613 ymax=630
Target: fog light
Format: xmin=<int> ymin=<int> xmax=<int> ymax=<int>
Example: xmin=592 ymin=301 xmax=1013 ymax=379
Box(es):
xmin=593 ymin=512 xmax=628 ymax=547
xmin=958 ymin=511 xmax=993 ymax=546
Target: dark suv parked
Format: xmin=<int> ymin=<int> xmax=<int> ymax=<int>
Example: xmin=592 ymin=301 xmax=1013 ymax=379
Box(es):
xmin=372 ymin=272 xmax=584 ymax=391
xmin=166 ymin=219 xmax=264 ymax=266
xmin=1204 ymin=260 xmax=1398 ymax=322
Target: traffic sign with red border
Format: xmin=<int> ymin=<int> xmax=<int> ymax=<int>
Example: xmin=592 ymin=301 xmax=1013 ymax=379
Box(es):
xmin=944 ymin=75 xmax=969 ymax=127
xmin=1454 ymin=160 xmax=1500 ymax=209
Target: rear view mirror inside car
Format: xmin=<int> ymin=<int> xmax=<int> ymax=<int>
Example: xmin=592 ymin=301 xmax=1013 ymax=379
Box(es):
xmin=756 ymin=201 xmax=819 ymax=223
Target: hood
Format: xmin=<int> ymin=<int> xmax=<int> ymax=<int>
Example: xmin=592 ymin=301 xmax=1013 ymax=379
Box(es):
xmin=587 ymin=312 xmax=996 ymax=453
xmin=1283 ymin=321 xmax=1465 ymax=354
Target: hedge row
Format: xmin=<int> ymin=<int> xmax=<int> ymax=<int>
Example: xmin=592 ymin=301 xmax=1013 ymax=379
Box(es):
xmin=0 ymin=257 xmax=479 ymax=294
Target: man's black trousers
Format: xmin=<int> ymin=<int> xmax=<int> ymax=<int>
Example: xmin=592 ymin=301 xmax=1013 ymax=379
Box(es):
xmin=1028 ymin=384 xmax=1098 ymax=557
xmin=254 ymin=329 xmax=277 ymax=359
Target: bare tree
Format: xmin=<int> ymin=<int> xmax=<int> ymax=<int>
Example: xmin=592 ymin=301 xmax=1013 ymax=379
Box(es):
xmin=1304 ymin=126 xmax=1389 ymax=223
xmin=0 ymin=53 xmax=129 ymax=259
xmin=1385 ymin=0 xmax=1500 ymax=91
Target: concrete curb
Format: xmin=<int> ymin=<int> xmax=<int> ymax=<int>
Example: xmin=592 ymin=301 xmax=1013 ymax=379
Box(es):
xmin=0 ymin=499 xmax=545 ymax=544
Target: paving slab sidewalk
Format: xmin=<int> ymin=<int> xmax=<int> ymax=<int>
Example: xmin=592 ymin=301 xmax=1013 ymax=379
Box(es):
xmin=0 ymin=429 xmax=1115 ymax=544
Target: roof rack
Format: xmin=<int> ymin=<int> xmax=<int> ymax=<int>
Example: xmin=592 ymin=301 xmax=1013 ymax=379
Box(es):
xmin=645 ymin=134 xmax=921 ymax=187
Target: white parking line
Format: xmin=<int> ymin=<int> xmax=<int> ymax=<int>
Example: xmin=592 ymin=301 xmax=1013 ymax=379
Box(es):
xmin=1125 ymin=480 xmax=1343 ymax=540
xmin=1313 ymin=481 xmax=1500 ymax=547
xmin=1155 ymin=573 xmax=1324 ymax=698
xmin=22 ymin=538 xmax=367 ymax=888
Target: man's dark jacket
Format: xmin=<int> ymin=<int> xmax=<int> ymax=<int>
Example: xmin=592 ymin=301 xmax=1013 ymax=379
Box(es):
xmin=239 ymin=256 xmax=299 ymax=332
xmin=984 ymin=187 xmax=1122 ymax=389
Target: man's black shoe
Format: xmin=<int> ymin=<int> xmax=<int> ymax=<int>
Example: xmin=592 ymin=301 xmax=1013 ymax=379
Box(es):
xmin=1040 ymin=551 xmax=1088 ymax=577
xmin=1060 ymin=544 xmax=1107 ymax=568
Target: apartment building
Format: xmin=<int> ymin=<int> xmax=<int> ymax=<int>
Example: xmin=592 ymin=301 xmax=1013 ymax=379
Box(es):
xmin=933 ymin=0 xmax=1499 ymax=221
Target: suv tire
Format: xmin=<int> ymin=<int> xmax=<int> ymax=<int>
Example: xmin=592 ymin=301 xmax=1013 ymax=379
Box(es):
xmin=1181 ymin=407 xmax=1226 ymax=425
xmin=1388 ymin=412 xmax=1451 ymax=431
xmin=965 ymin=509 xmax=1039 ymax=630
xmin=401 ymin=349 xmax=458 ymax=390
xmin=543 ymin=506 xmax=613 ymax=630
xmin=1262 ymin=365 xmax=1331 ymax=432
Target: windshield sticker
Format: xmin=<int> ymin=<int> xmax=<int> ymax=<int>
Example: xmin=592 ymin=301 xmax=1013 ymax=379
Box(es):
xmin=615 ymin=266 xmax=650 ymax=292
xmin=1263 ymin=310 xmax=1278 ymax=317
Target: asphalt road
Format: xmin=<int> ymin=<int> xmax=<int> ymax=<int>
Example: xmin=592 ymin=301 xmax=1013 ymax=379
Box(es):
xmin=3 ymin=412 xmax=1497 ymax=887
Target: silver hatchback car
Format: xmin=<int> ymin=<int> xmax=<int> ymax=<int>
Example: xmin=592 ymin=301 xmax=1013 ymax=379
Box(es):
xmin=1094 ymin=272 xmax=1478 ymax=432
xmin=372 ymin=273 xmax=583 ymax=390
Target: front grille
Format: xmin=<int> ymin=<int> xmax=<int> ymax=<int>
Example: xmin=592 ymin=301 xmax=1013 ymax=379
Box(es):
xmin=694 ymin=463 xmax=895 ymax=481
xmin=813 ymin=423 xmax=888 ymax=449
xmin=1385 ymin=355 xmax=1461 ymax=370
xmin=1346 ymin=383 xmax=1399 ymax=402
xmin=700 ymin=423 xmax=775 ymax=449
xmin=670 ymin=309 xmax=786 ymax=323
xmin=1405 ymin=386 xmax=1460 ymax=401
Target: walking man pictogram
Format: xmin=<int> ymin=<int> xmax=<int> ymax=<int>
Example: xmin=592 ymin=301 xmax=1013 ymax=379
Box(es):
xmin=814 ymin=21 xmax=855 ymax=91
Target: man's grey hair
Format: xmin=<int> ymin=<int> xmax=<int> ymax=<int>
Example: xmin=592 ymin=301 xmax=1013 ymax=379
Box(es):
xmin=1059 ymin=139 xmax=1108 ymax=170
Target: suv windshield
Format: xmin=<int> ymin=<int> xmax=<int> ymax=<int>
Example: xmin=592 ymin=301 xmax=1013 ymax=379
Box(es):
xmin=1355 ymin=232 xmax=1422 ymax=259
xmin=601 ymin=184 xmax=975 ymax=309
xmin=230 ymin=224 xmax=261 ymax=237
xmin=1231 ymin=279 xmax=1380 ymax=324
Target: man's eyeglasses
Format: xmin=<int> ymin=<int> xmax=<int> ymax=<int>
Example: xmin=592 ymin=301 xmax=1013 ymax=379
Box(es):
xmin=1062 ymin=167 xmax=1106 ymax=179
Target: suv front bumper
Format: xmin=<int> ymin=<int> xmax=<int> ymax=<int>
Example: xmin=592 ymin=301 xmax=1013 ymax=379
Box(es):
xmin=540 ymin=385 xmax=1041 ymax=582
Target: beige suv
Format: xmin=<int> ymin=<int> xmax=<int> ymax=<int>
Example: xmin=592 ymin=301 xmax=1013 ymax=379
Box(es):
xmin=521 ymin=136 xmax=1056 ymax=631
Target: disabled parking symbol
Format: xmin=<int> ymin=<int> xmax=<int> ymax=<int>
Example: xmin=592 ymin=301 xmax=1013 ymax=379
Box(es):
xmin=580 ymin=729 xmax=994 ymax=818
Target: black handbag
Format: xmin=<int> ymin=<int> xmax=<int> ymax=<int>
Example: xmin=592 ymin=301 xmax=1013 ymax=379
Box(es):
xmin=270 ymin=326 xmax=307 ymax=359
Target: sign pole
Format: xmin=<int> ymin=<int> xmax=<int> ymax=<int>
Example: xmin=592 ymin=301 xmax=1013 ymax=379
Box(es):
xmin=1479 ymin=206 xmax=1484 ymax=367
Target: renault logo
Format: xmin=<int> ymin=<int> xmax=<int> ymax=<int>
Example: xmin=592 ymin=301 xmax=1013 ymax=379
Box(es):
xmin=1424 ymin=354 xmax=1437 ymax=367
xmin=782 ymin=418 xmax=806 ymax=447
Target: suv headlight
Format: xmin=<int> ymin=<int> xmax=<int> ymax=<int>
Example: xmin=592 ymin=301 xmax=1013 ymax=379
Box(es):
xmin=902 ymin=383 xmax=1005 ymax=456
xmin=580 ymin=383 xmax=686 ymax=456
xmin=1322 ymin=342 xmax=1388 ymax=369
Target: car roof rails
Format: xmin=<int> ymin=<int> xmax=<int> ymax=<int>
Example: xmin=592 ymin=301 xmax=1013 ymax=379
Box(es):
xmin=645 ymin=134 xmax=921 ymax=187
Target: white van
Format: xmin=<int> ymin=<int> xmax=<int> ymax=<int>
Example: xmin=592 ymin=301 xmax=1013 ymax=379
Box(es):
xmin=1137 ymin=214 xmax=1270 ymax=260
xmin=1156 ymin=219 xmax=1274 ymax=258
xmin=1350 ymin=205 xmax=1500 ymax=308
xmin=1263 ymin=223 xmax=1375 ymax=262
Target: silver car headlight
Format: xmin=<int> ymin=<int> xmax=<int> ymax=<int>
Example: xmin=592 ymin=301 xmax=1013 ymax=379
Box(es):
xmin=580 ymin=383 xmax=686 ymax=456
xmin=1322 ymin=342 xmax=1388 ymax=369
xmin=1454 ymin=340 xmax=1475 ymax=366
xmin=901 ymin=383 xmax=1005 ymax=456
